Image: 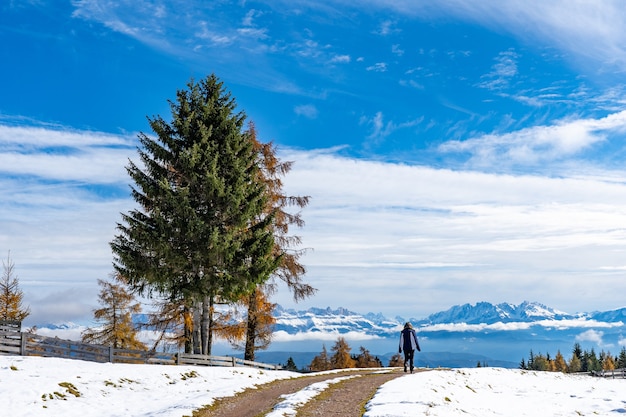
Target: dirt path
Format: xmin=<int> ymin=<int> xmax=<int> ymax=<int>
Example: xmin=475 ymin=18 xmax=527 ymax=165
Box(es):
xmin=297 ymin=370 xmax=404 ymax=417
xmin=193 ymin=368 xmax=405 ymax=417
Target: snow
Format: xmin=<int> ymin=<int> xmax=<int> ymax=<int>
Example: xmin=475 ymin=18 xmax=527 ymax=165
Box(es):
xmin=1 ymin=355 xmax=299 ymax=417
xmin=2 ymin=356 xmax=625 ymax=417
xmin=365 ymin=368 xmax=626 ymax=417
xmin=265 ymin=375 xmax=357 ymax=417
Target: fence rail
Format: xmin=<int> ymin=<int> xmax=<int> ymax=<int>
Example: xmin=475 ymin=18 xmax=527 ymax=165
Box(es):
xmin=0 ymin=330 xmax=282 ymax=370
xmin=591 ymin=368 xmax=626 ymax=379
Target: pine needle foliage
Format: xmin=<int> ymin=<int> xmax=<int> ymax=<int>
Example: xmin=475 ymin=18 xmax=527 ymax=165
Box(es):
xmin=110 ymin=75 xmax=278 ymax=354
xmin=0 ymin=251 xmax=30 ymax=322
xmin=330 ymin=337 xmax=356 ymax=369
xmin=81 ymin=277 xmax=146 ymax=350
xmin=309 ymin=345 xmax=331 ymax=371
xmin=242 ymin=125 xmax=314 ymax=360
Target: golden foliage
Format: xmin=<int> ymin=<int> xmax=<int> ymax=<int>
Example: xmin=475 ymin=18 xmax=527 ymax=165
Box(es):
xmin=81 ymin=276 xmax=146 ymax=351
xmin=0 ymin=252 xmax=30 ymax=322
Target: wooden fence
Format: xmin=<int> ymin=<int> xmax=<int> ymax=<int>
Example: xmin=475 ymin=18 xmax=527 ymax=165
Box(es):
xmin=591 ymin=368 xmax=626 ymax=379
xmin=0 ymin=329 xmax=282 ymax=370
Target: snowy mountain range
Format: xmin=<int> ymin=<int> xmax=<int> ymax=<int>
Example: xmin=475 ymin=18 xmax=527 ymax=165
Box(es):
xmin=267 ymin=301 xmax=626 ymax=367
xmin=272 ymin=301 xmax=626 ymax=338
xmin=31 ymin=301 xmax=626 ymax=368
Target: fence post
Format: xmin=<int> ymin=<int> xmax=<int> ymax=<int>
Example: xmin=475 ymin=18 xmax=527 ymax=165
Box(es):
xmin=232 ymin=356 xmax=236 ymax=367
xmin=20 ymin=332 xmax=27 ymax=356
xmin=109 ymin=346 xmax=114 ymax=363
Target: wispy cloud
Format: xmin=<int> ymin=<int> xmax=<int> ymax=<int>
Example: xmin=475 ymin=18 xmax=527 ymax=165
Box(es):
xmin=329 ymin=54 xmax=351 ymax=64
xmin=294 ymin=104 xmax=319 ymax=119
xmin=391 ymin=44 xmax=404 ymax=56
xmin=438 ymin=110 xmax=626 ymax=167
xmin=374 ymin=0 xmax=626 ymax=73
xmin=365 ymin=62 xmax=387 ymax=72
xmin=375 ymin=20 xmax=399 ymax=36
xmin=361 ymin=111 xmax=423 ymax=141
xmin=477 ymin=49 xmax=519 ymax=91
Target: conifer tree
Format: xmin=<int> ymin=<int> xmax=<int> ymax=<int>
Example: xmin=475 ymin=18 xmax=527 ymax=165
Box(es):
xmin=572 ymin=342 xmax=583 ymax=364
xmin=600 ymin=350 xmax=615 ymax=371
xmin=142 ymin=297 xmax=192 ymax=352
xmin=617 ymin=347 xmax=626 ymax=369
xmin=111 ymin=75 xmax=276 ymax=355
xmin=285 ymin=356 xmax=298 ymax=371
xmin=242 ymin=126 xmax=314 ymax=360
xmin=330 ymin=337 xmax=356 ymax=369
xmin=0 ymin=251 xmax=30 ymax=322
xmin=309 ymin=345 xmax=331 ymax=371
xmin=554 ymin=350 xmax=567 ymax=373
xmin=354 ymin=346 xmax=382 ymax=368
xmin=82 ymin=277 xmax=146 ymax=350
xmin=388 ymin=353 xmax=403 ymax=368
xmin=568 ymin=353 xmax=581 ymax=373
xmin=241 ymin=286 xmax=276 ymax=360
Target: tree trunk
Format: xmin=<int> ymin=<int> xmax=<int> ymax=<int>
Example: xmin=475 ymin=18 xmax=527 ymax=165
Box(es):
xmin=200 ymin=295 xmax=214 ymax=356
xmin=192 ymin=301 xmax=201 ymax=354
xmin=183 ymin=305 xmax=193 ymax=354
xmin=244 ymin=288 xmax=258 ymax=361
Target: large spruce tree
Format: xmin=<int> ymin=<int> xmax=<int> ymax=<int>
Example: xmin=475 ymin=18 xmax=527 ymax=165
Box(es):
xmin=111 ymin=75 xmax=277 ymax=354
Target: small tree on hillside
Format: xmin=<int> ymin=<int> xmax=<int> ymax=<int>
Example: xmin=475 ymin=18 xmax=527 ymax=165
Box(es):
xmin=568 ymin=353 xmax=582 ymax=373
xmin=284 ymin=357 xmax=298 ymax=371
xmin=354 ymin=346 xmax=382 ymax=368
xmin=617 ymin=347 xmax=626 ymax=369
xmin=82 ymin=276 xmax=146 ymax=350
xmin=600 ymin=350 xmax=615 ymax=371
xmin=0 ymin=251 xmax=30 ymax=322
xmin=389 ymin=353 xmax=403 ymax=367
xmin=309 ymin=345 xmax=331 ymax=371
xmin=554 ymin=350 xmax=567 ymax=373
xmin=330 ymin=337 xmax=356 ymax=369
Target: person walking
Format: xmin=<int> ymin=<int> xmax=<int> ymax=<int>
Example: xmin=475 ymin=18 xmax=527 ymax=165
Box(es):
xmin=399 ymin=322 xmax=420 ymax=373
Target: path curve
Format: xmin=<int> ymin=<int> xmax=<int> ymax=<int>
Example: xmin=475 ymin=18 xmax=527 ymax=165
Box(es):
xmin=194 ymin=368 xmax=405 ymax=417
xmin=297 ymin=370 xmax=404 ymax=417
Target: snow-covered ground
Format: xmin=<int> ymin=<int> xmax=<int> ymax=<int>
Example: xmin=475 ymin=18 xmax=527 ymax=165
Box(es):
xmin=365 ymin=367 xmax=626 ymax=416
xmin=2 ymin=355 xmax=625 ymax=417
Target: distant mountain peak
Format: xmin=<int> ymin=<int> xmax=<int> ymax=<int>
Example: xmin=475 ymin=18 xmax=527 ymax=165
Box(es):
xmin=422 ymin=301 xmax=571 ymax=325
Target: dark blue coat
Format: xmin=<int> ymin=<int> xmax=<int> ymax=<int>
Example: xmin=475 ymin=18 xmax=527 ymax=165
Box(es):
xmin=399 ymin=327 xmax=420 ymax=352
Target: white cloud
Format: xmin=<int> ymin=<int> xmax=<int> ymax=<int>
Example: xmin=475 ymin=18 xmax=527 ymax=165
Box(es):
xmin=366 ymin=62 xmax=387 ymax=72
xmin=294 ymin=104 xmax=319 ymax=119
xmin=329 ymin=54 xmax=351 ymax=64
xmin=478 ymin=49 xmax=519 ymax=91
xmin=0 ymin=124 xmax=136 ymax=183
xmin=439 ymin=110 xmax=626 ymax=166
xmin=272 ymin=330 xmax=382 ymax=342
xmin=376 ymin=20 xmax=398 ymax=36
xmin=367 ymin=0 xmax=626 ymax=72
xmin=420 ymin=319 xmax=622 ymax=333
xmin=575 ymin=329 xmax=604 ymax=344
xmin=391 ymin=44 xmax=404 ymax=56
xmin=7 ymin=122 xmax=626 ymax=323
xmin=362 ymin=111 xmax=423 ymax=141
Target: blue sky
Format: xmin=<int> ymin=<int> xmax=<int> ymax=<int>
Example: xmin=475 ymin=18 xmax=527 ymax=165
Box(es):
xmin=3 ymin=1 xmax=626 ymax=326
